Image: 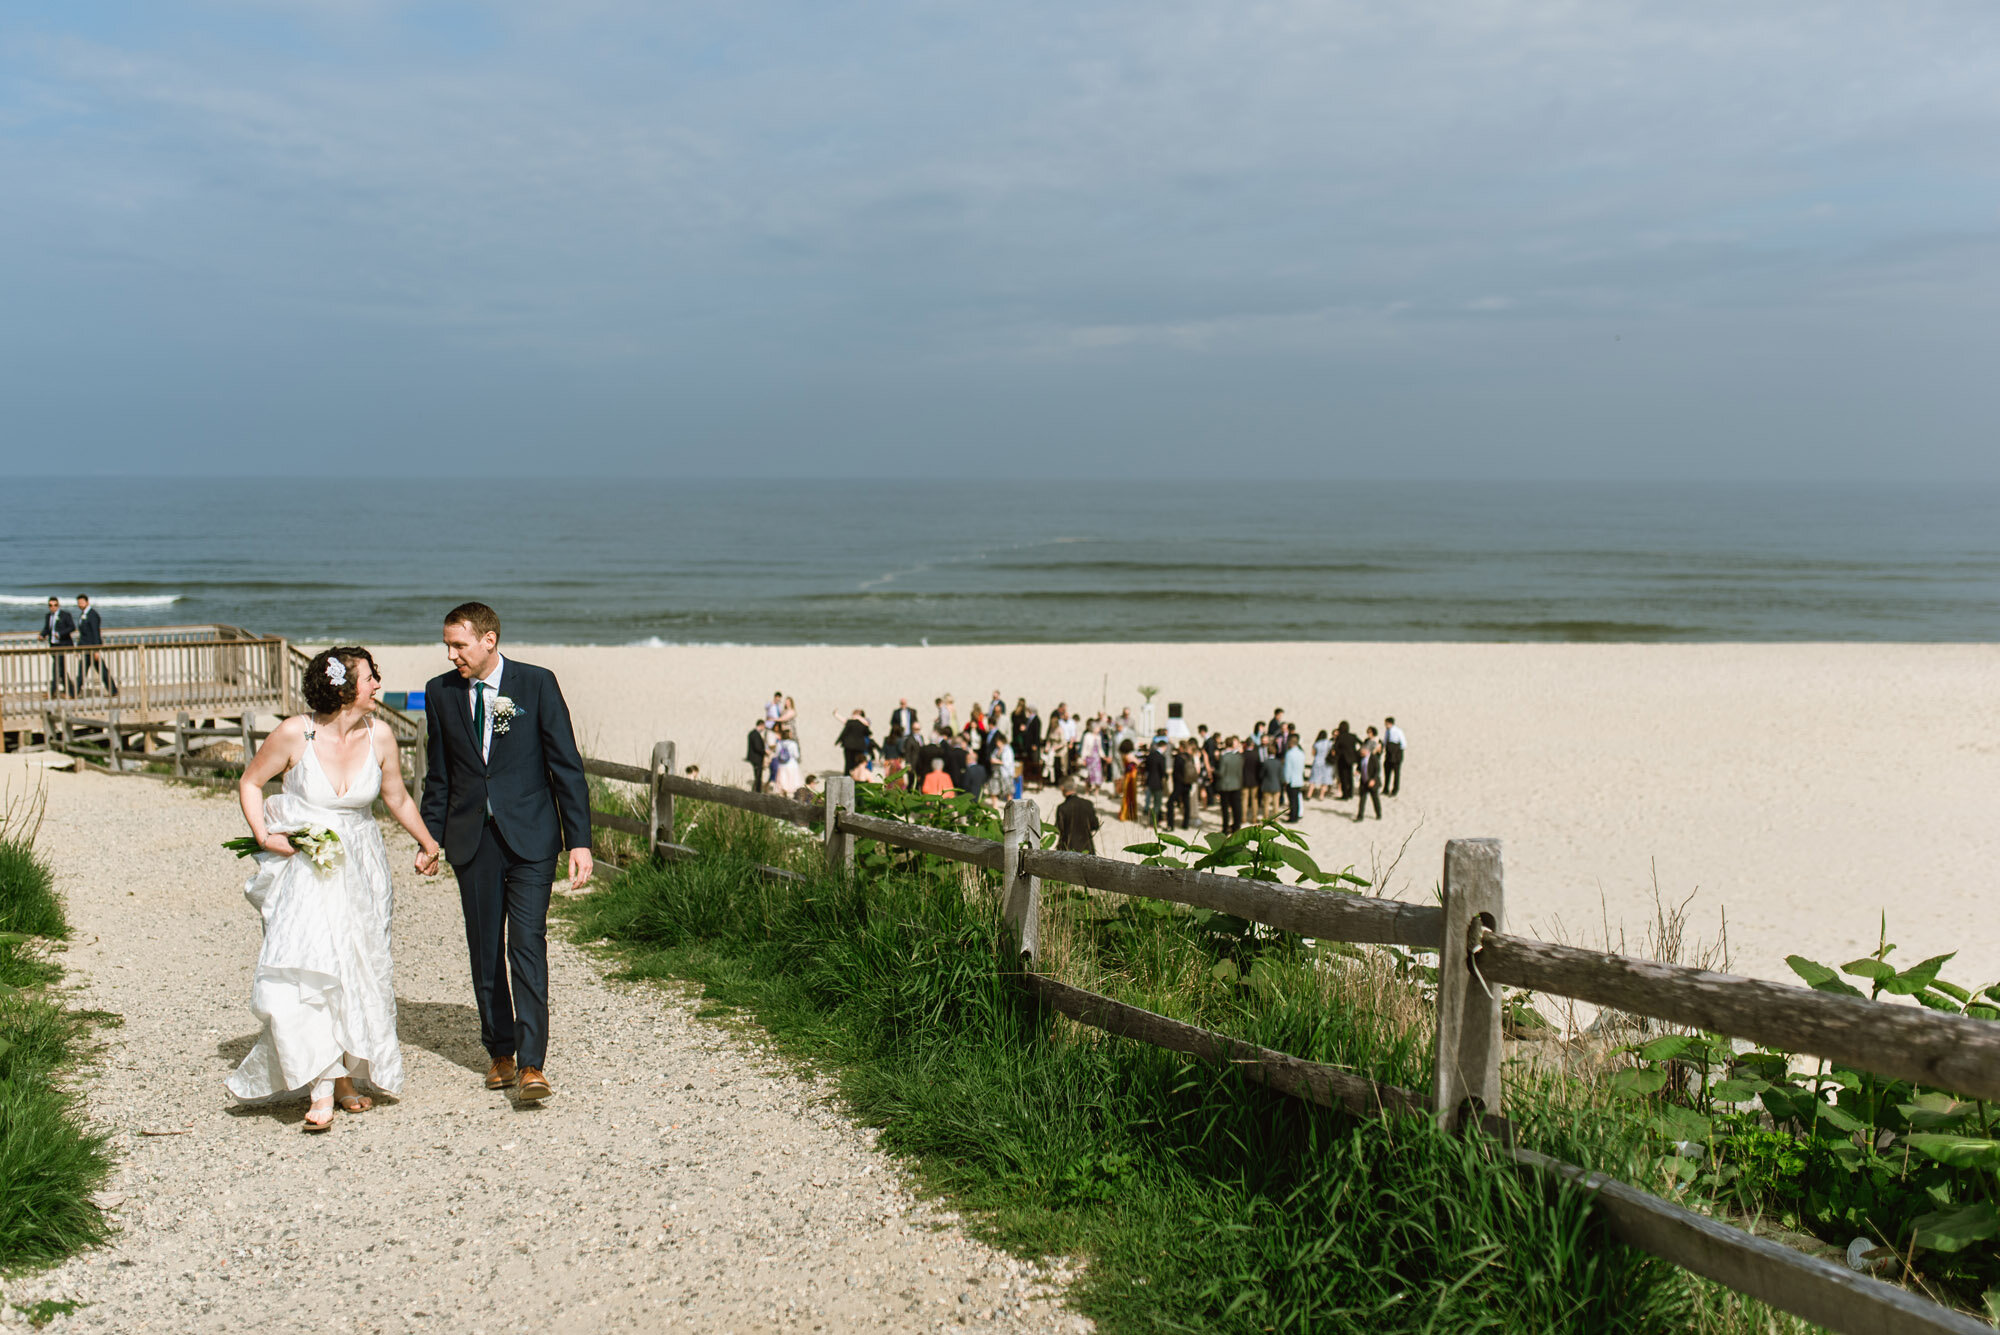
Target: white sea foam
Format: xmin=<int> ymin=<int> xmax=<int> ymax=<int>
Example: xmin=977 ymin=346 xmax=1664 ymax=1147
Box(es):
xmin=0 ymin=593 xmax=181 ymax=607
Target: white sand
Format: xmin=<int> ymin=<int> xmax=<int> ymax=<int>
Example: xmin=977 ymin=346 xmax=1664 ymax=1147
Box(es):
xmin=367 ymin=642 xmax=2000 ymax=992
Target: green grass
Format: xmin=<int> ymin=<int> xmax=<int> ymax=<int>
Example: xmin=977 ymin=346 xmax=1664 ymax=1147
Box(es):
xmin=0 ymin=792 xmax=112 ymax=1275
xmin=564 ymin=802 xmax=1817 ymax=1335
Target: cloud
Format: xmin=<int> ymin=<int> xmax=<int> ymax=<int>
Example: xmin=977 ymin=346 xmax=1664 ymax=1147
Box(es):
xmin=1 ymin=0 xmax=1998 ymax=477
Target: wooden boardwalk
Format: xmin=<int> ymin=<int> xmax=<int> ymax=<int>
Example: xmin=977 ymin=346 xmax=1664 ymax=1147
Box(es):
xmin=1 ymin=623 xmax=421 ymax=762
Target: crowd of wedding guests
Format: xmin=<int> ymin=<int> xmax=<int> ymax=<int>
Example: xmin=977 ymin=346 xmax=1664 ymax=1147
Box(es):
xmin=743 ymin=689 xmax=1408 ymax=848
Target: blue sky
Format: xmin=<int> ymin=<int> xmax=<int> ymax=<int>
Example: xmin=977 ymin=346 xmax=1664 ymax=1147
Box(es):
xmin=3 ymin=1 xmax=1998 ymax=479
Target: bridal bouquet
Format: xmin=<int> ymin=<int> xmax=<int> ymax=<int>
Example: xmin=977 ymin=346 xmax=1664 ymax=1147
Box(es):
xmin=222 ymin=826 xmax=345 ymax=873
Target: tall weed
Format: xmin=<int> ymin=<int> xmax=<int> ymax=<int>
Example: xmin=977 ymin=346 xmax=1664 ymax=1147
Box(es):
xmin=564 ymin=803 xmax=1818 ymax=1334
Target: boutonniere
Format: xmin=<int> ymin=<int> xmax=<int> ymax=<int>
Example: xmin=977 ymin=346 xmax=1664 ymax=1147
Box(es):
xmin=491 ymin=695 xmax=519 ymax=734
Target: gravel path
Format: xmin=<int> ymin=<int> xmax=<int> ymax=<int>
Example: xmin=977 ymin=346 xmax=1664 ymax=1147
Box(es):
xmin=0 ymin=760 xmax=1088 ymax=1334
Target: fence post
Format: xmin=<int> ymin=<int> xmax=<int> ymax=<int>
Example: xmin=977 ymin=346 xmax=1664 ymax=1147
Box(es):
xmin=174 ymin=712 xmax=189 ymax=778
xmin=240 ymin=713 xmax=256 ymax=767
xmin=1001 ymin=797 xmax=1042 ymax=964
xmin=411 ymin=717 xmax=428 ymax=794
xmin=822 ymin=773 xmax=855 ymax=874
xmin=649 ymin=740 xmax=676 ymax=853
xmin=1433 ymin=838 xmax=1506 ymax=1132
xmin=108 ymin=709 xmax=122 ymax=771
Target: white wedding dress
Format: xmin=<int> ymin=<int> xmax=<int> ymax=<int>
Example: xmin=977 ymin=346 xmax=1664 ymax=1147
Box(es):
xmin=225 ymin=726 xmax=403 ymax=1101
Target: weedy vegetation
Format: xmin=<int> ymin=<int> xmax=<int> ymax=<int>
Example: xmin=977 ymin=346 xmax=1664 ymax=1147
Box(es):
xmin=562 ymin=784 xmax=1866 ymax=1333
xmin=0 ymin=783 xmax=112 ymax=1276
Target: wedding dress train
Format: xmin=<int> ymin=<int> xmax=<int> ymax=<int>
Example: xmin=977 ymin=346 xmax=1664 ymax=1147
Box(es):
xmin=226 ymin=730 xmax=403 ymax=1101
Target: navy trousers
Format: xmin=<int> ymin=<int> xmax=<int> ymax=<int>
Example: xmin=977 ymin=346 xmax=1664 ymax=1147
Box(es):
xmin=455 ymin=820 xmax=556 ymax=1070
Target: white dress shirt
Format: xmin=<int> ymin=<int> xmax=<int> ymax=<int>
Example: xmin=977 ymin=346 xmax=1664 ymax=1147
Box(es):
xmin=471 ymin=655 xmax=506 ymax=762
xmin=1385 ymin=724 xmax=1406 ymax=748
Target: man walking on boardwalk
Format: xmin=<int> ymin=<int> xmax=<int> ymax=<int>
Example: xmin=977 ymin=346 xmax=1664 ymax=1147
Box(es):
xmin=72 ymin=594 xmax=117 ymax=696
xmin=37 ymin=597 xmax=75 ymax=699
xmin=422 ymin=602 xmax=592 ymax=1104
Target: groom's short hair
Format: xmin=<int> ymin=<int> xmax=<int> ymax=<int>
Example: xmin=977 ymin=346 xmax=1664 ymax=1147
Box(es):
xmin=445 ymin=601 xmax=501 ymax=640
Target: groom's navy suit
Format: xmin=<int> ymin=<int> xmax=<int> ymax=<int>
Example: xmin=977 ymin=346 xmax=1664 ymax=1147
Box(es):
xmin=421 ymin=657 xmax=590 ymax=1073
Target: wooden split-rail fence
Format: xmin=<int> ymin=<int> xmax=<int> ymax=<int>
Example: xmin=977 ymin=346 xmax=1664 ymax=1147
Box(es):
xmin=582 ymin=743 xmax=1998 ymax=1335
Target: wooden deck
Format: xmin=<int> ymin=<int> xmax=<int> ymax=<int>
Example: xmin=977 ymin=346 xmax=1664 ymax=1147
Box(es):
xmin=2 ymin=624 xmax=420 ymax=755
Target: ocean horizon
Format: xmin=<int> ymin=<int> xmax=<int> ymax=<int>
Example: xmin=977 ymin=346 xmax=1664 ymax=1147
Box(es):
xmin=5 ymin=478 xmax=1996 ymax=646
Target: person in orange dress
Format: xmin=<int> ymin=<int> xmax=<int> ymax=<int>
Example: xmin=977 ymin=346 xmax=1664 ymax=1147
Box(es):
xmin=1116 ymin=742 xmax=1140 ymax=822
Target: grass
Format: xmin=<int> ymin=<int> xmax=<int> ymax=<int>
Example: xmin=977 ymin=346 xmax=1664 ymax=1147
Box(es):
xmin=563 ymin=799 xmax=1820 ymax=1335
xmin=0 ymin=784 xmax=112 ymax=1276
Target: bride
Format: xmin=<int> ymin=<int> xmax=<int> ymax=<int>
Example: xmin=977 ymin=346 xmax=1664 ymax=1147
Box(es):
xmin=228 ymin=646 xmax=441 ymax=1131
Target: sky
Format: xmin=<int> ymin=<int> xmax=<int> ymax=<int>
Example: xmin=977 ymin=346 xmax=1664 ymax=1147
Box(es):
xmin=3 ymin=1 xmax=1998 ymax=481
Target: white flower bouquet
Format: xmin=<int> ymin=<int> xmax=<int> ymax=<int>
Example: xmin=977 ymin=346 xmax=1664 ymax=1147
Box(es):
xmin=223 ymin=825 xmax=346 ymax=873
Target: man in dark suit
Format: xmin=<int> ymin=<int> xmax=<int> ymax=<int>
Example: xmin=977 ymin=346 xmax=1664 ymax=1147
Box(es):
xmin=37 ymin=597 xmax=75 ymax=699
xmin=1332 ymin=721 xmax=1358 ymax=801
xmin=889 ymin=698 xmax=919 ymax=736
xmin=71 ymin=594 xmax=117 ymax=696
xmin=837 ymin=710 xmax=874 ymax=777
xmin=422 ymin=602 xmax=592 ymax=1103
xmin=746 ymin=719 xmax=770 ymax=792
xmin=1053 ymin=778 xmax=1100 ymax=852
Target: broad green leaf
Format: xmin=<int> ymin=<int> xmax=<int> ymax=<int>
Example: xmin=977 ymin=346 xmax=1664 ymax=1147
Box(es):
xmin=1334 ymin=870 xmax=1371 ymax=887
xmin=1914 ymin=989 xmax=1962 ymax=1013
xmin=1608 ymin=1068 xmax=1669 ymax=1099
xmin=1911 ymin=1201 xmax=2000 ymax=1254
xmin=1967 ymin=1004 xmax=2000 ymax=1021
xmin=1708 ymin=1078 xmax=1769 ymax=1103
xmin=1124 ymin=842 xmax=1165 ymax=856
xmin=1810 ymin=1102 xmax=1868 ymax=1135
xmin=1841 ymin=958 xmax=1895 ymax=982
xmin=1651 ymin=1104 xmax=1712 ymax=1142
xmin=1906 ymin=1134 xmax=2000 ymax=1171
xmin=1210 ymin=960 xmax=1239 ymax=984
xmin=1898 ymin=1095 xmax=1974 ymax=1131
xmin=1637 ymin=1035 xmax=1696 ymax=1063
xmin=1929 ymin=977 xmax=1972 ymax=1003
xmin=1273 ymin=845 xmax=1324 ymax=879
xmin=1786 ymin=955 xmax=1865 ymax=998
xmin=1880 ymin=952 xmax=1956 ymax=996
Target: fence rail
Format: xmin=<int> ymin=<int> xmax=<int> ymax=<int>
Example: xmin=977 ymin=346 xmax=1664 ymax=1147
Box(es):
xmin=239 ymin=741 xmax=2000 ymax=1332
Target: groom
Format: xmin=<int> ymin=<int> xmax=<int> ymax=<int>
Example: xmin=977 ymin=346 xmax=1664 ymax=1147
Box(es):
xmin=420 ymin=601 xmax=592 ymax=1102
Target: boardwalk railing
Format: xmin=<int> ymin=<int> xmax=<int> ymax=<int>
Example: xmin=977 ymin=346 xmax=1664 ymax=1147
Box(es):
xmin=47 ymin=705 xmax=427 ymax=789
xmin=579 ymin=745 xmax=1996 ymax=1335
xmin=2 ymin=625 xmax=297 ymax=746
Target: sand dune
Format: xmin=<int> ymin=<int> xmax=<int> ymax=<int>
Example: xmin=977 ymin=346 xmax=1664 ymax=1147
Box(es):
xmin=366 ymin=641 xmax=2000 ymax=993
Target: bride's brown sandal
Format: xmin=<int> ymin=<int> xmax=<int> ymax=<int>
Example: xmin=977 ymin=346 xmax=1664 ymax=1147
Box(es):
xmin=336 ymin=1092 xmax=372 ymax=1114
xmin=303 ymin=1102 xmax=335 ymax=1133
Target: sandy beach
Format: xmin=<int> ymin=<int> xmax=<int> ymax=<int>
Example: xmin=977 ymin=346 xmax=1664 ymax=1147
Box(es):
xmin=365 ymin=641 xmax=2000 ymax=992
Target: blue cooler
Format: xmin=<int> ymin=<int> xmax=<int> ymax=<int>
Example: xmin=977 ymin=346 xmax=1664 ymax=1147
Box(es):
xmin=405 ymin=689 xmax=425 ymax=712
xmin=1013 ymin=776 xmax=1023 ymax=799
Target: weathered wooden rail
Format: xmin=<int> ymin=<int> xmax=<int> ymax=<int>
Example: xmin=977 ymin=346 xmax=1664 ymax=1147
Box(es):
xmin=37 ymin=714 xmax=1996 ymax=1331
xmin=575 ymin=742 xmax=1995 ymax=1335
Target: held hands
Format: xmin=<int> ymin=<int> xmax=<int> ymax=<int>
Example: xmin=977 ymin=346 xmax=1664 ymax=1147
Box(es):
xmin=568 ymin=847 xmax=593 ymax=889
xmin=414 ymin=846 xmax=442 ymax=877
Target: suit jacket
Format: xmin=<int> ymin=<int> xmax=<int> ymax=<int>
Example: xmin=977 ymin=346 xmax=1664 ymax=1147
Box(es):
xmin=420 ymin=659 xmax=591 ymax=866
xmin=747 ymin=728 xmax=769 ymax=763
xmin=890 ymin=707 xmax=917 ymax=734
xmin=40 ymin=611 xmax=75 ymax=646
xmin=76 ymin=608 xmax=104 ymax=646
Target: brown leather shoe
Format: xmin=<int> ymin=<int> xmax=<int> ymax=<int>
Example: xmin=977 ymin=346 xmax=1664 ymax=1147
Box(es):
xmin=516 ymin=1066 xmax=552 ymax=1101
xmin=485 ymin=1057 xmax=518 ymax=1090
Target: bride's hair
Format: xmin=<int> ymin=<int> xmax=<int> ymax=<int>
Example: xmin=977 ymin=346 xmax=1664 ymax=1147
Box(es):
xmin=303 ymin=646 xmax=378 ymax=715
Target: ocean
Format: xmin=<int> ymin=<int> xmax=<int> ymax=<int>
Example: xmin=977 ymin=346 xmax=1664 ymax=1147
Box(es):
xmin=4 ymin=479 xmax=1996 ymax=645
